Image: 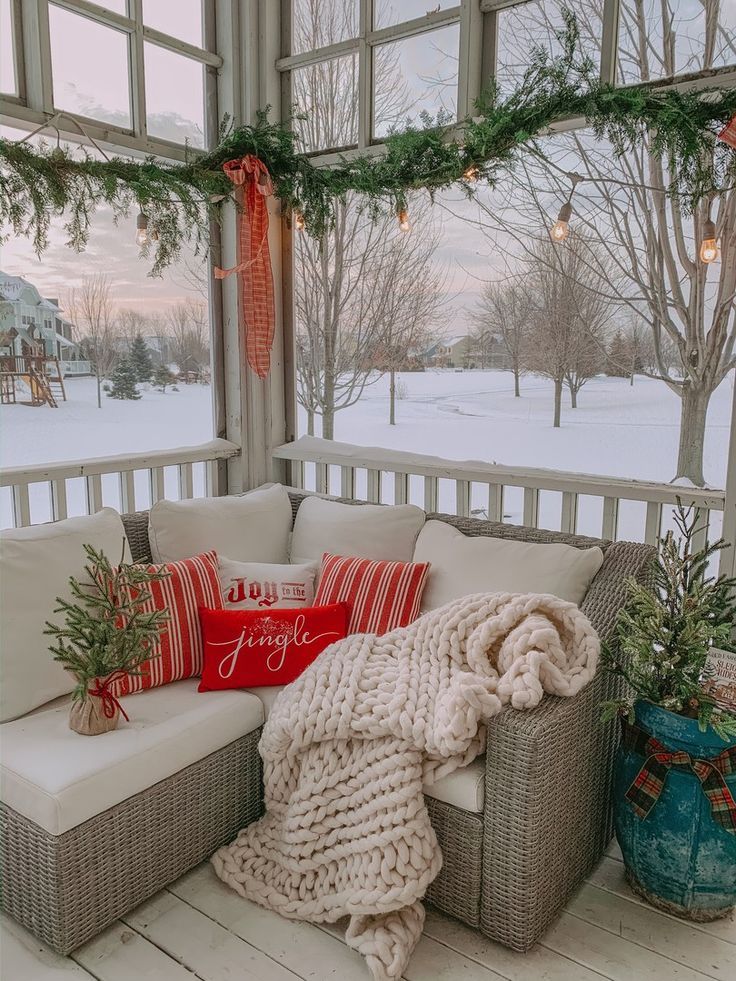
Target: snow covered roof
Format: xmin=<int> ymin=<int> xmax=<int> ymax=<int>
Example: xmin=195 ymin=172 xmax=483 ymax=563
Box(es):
xmin=0 ymin=272 xmax=61 ymax=313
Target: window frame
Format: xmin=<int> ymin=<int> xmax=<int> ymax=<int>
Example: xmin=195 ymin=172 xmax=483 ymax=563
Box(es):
xmin=0 ymin=0 xmax=222 ymax=161
xmin=278 ymin=0 xmax=736 ymax=161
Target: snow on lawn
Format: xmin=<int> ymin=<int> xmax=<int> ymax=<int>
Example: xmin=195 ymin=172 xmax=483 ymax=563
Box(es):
xmin=1 ymin=369 xmax=731 ymax=539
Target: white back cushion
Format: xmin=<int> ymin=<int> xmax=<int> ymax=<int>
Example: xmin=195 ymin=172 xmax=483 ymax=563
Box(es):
xmin=414 ymin=519 xmax=604 ymax=612
xmin=148 ymin=484 xmax=292 ymax=563
xmin=0 ymin=508 xmax=130 ymax=722
xmin=290 ymin=496 xmax=425 ymax=564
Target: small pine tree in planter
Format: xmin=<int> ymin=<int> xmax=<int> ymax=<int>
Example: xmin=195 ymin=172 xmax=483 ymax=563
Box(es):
xmin=603 ymin=505 xmax=736 ymax=920
xmin=108 ymin=357 xmax=141 ymax=400
xmin=45 ymin=544 xmax=170 ymax=735
xmin=129 ymin=332 xmax=154 ymax=383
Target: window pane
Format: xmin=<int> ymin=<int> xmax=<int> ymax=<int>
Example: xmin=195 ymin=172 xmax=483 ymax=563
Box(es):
xmin=293 ymin=54 xmax=359 ymax=152
xmin=496 ymin=0 xmax=602 ymax=95
xmin=49 ymin=5 xmax=131 ymax=127
xmin=373 ymin=24 xmax=460 ymax=139
xmin=1 ymin=0 xmax=16 ymax=95
xmin=292 ymin=0 xmax=358 ymax=55
xmin=619 ymin=0 xmax=736 ymax=82
xmin=374 ymin=0 xmax=458 ymax=30
xmin=143 ymin=0 xmax=204 ymax=48
xmin=145 ymin=43 xmax=205 ymax=147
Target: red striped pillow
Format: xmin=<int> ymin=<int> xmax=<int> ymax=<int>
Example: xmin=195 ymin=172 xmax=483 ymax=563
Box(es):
xmin=110 ymin=551 xmax=223 ymax=696
xmin=314 ymin=552 xmax=430 ymax=635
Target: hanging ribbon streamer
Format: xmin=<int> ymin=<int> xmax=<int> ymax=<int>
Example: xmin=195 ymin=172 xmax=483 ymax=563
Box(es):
xmin=717 ymin=114 xmax=736 ymax=149
xmin=214 ymin=156 xmax=276 ymax=379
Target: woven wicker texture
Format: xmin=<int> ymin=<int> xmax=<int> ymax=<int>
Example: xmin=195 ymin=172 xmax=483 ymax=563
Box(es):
xmin=37 ymin=493 xmax=654 ymax=955
xmin=1 ymin=730 xmax=263 ymax=954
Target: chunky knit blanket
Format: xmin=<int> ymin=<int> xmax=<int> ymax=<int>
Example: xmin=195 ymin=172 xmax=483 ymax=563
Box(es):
xmin=212 ymin=592 xmax=599 ymax=980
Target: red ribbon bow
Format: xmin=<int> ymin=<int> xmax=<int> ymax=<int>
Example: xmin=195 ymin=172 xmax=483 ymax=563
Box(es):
xmin=214 ymin=155 xmax=276 ymax=379
xmin=88 ymin=671 xmax=130 ymax=722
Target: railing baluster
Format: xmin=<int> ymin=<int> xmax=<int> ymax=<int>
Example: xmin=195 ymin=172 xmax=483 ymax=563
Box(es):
xmin=602 ymin=496 xmax=619 ymax=540
xmin=290 ymin=459 xmax=305 ymax=489
xmin=394 ymin=472 xmax=409 ymax=505
xmin=561 ymin=491 xmax=578 ymax=535
xmin=11 ymin=484 xmax=31 ymax=528
xmin=644 ymin=501 xmax=662 ymax=546
xmin=366 ymin=469 xmax=381 ymax=503
xmin=315 ymin=462 xmax=328 ymax=495
xmin=149 ymin=467 xmax=166 ymax=505
xmin=205 ymin=460 xmax=218 ymax=496
xmin=523 ymin=487 xmax=539 ymax=528
xmin=424 ymin=476 xmax=438 ymax=513
xmin=85 ymin=474 xmax=103 ymax=514
xmin=120 ymin=470 xmax=136 ymax=513
xmin=487 ymin=484 xmax=504 ymax=522
xmin=456 ymin=479 xmax=471 ymax=518
xmin=178 ymin=463 xmax=194 ymax=500
xmin=340 ymin=465 xmax=355 ymax=499
xmin=50 ymin=478 xmax=68 ymax=521
xmin=691 ymin=507 xmax=709 ymax=555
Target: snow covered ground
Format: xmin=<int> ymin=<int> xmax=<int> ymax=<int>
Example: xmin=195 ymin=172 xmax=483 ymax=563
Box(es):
xmin=1 ymin=369 xmax=732 ymax=537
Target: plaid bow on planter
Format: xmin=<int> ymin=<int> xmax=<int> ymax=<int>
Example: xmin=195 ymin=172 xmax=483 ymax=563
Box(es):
xmin=623 ymin=722 xmax=736 ymax=835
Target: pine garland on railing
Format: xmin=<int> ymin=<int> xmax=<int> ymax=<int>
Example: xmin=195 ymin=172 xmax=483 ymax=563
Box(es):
xmin=1 ymin=15 xmax=734 ymax=274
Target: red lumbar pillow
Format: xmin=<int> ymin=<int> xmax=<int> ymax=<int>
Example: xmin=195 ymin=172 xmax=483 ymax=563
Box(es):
xmin=110 ymin=551 xmax=223 ymax=697
xmin=314 ymin=553 xmax=430 ymax=635
xmin=198 ymin=603 xmax=349 ymax=690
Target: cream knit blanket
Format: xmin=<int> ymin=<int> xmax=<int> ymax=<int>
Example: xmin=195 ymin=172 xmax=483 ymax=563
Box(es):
xmin=212 ymin=591 xmax=599 ymax=980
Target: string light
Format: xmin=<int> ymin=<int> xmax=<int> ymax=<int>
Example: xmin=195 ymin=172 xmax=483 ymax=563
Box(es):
xmin=550 ymin=173 xmax=582 ymax=243
xmin=699 ymin=199 xmax=719 ymax=263
xmin=135 ymin=210 xmax=149 ymax=247
xmin=293 ymin=210 xmax=306 ymax=231
xmin=463 ymin=164 xmax=479 ymax=182
xmin=397 ymin=207 xmax=410 ymax=232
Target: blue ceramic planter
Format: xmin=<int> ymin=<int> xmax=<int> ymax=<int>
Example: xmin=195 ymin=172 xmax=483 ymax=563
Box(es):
xmin=613 ymin=700 xmax=736 ymax=920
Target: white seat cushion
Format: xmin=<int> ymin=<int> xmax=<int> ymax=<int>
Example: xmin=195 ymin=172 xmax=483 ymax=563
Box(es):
xmin=423 ymin=757 xmax=485 ymax=813
xmin=246 ymin=685 xmax=285 ymax=720
xmin=0 ymin=680 xmax=264 ymax=836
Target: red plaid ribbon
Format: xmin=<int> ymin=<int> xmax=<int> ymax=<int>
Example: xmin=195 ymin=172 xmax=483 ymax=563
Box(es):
xmin=718 ymin=114 xmax=736 ymax=149
xmin=623 ymin=721 xmax=736 ymax=835
xmin=214 ymin=155 xmax=275 ymax=379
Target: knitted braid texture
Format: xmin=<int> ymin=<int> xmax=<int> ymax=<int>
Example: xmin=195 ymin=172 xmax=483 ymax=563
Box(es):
xmin=212 ymin=591 xmax=600 ymax=980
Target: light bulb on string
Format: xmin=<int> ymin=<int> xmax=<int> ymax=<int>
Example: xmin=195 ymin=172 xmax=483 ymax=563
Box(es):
xmin=293 ymin=210 xmax=306 ymax=232
xmin=699 ymin=217 xmax=719 ymax=264
xmin=397 ymin=207 xmax=410 ymax=232
xmin=135 ymin=210 xmax=149 ymax=247
xmin=550 ymin=173 xmax=582 ymax=244
xmin=463 ymin=164 xmax=479 ymax=182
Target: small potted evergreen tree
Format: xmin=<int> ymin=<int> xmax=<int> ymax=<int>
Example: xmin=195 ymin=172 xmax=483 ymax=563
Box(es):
xmin=45 ymin=544 xmax=170 ymax=735
xmin=603 ymin=506 xmax=736 ymax=920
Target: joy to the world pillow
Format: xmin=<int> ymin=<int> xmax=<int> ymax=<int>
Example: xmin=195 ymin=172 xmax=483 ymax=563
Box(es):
xmin=218 ymin=557 xmax=318 ymax=611
xmin=313 ymin=553 xmax=430 ymax=635
xmin=198 ymin=603 xmax=349 ymax=690
xmin=110 ymin=551 xmax=223 ymax=697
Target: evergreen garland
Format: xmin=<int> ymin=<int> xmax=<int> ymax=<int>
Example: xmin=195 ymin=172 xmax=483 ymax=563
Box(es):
xmin=1 ymin=15 xmax=734 ymax=274
xmin=602 ymin=505 xmax=736 ymax=740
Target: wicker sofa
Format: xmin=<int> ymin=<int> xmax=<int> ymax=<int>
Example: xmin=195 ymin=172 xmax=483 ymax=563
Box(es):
xmin=0 ymin=489 xmax=654 ymax=957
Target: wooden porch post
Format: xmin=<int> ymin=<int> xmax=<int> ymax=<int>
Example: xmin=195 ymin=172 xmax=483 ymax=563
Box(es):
xmin=720 ymin=374 xmax=736 ymax=580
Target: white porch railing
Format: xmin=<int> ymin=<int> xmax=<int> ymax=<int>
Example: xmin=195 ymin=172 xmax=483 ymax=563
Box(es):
xmin=273 ymin=436 xmax=729 ymax=561
xmin=54 ymin=359 xmax=92 ymax=376
xmin=0 ymin=439 xmax=240 ymax=529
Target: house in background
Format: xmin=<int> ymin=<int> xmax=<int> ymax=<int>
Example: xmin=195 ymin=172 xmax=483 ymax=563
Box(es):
xmin=0 ymin=273 xmax=90 ymax=373
xmin=421 ymin=334 xmax=512 ymax=369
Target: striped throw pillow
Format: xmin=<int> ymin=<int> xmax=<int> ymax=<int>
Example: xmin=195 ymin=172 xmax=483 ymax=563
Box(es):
xmin=314 ymin=553 xmax=430 ymax=635
xmin=110 ymin=551 xmax=223 ymax=696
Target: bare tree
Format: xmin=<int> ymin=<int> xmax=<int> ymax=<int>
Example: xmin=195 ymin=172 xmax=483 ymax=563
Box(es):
xmin=463 ymin=0 xmax=735 ymax=483
xmin=166 ymin=300 xmax=209 ymax=376
xmin=471 ymin=281 xmax=533 ymax=396
xmin=292 ymin=0 xmax=443 ymax=438
xmin=65 ymin=273 xmax=116 ymax=408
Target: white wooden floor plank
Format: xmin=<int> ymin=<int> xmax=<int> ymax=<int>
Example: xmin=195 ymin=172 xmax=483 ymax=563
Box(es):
xmin=423 ymin=908 xmax=610 ymax=981
xmin=568 ymin=883 xmax=735 ymax=981
xmin=125 ymin=891 xmax=300 ymax=981
xmin=73 ymin=921 xmax=197 ymax=981
xmin=588 ymin=858 xmax=736 ymax=946
xmin=0 ymin=914 xmax=95 ymax=981
xmin=170 ymin=863 xmax=368 ymax=980
xmin=543 ymin=911 xmax=719 ymax=981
